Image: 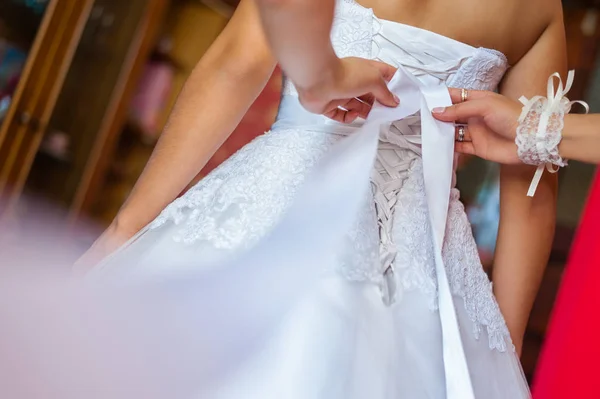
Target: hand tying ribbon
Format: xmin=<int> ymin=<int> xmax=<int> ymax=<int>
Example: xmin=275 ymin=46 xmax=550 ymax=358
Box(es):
xmin=279 ymin=64 xmax=475 ymax=398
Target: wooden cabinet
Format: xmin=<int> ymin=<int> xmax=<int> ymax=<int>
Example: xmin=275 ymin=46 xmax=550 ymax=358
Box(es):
xmin=87 ymin=0 xmax=233 ymax=224
xmin=0 ymin=0 xmax=168 ymax=222
xmin=0 ymin=0 xmax=94 ymax=210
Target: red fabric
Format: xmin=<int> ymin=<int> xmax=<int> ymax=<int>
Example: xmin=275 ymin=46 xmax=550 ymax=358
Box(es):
xmin=533 ymin=168 xmax=600 ymax=398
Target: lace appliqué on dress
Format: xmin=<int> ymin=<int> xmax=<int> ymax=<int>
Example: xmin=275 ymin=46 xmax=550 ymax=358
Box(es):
xmin=151 ymin=128 xmax=384 ymax=284
xmin=150 ymin=130 xmax=337 ymax=248
xmin=393 ymin=162 xmax=511 ymax=352
xmin=448 ymin=48 xmax=507 ymax=91
xmin=444 ymin=191 xmax=512 ymax=352
xmin=149 ymin=1 xmax=513 ymax=352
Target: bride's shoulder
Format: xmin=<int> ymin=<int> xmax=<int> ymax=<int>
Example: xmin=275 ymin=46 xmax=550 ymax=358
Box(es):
xmin=520 ymin=0 xmax=564 ymax=31
xmin=499 ymin=0 xmax=565 ymax=65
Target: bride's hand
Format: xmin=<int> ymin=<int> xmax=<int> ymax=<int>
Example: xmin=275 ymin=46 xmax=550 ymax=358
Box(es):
xmin=72 ymin=223 xmax=135 ymax=275
xmin=432 ymin=88 xmax=523 ymax=165
xmin=296 ymin=57 xmax=399 ymax=123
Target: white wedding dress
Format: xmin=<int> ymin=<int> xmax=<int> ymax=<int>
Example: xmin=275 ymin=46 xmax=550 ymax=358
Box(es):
xmin=91 ymin=1 xmax=531 ymax=398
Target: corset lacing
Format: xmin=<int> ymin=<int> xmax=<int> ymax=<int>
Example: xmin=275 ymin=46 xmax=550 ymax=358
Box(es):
xmin=369 ymin=18 xmax=467 ymax=304
xmin=275 ymin=15 xmax=489 ymax=306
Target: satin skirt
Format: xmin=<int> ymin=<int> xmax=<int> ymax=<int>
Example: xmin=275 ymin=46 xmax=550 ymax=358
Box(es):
xmin=89 ymin=69 xmax=530 ymax=398
xmin=90 ymin=130 xmax=530 ymax=398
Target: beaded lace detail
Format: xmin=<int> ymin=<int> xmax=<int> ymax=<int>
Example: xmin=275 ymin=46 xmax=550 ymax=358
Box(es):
xmin=394 ymin=162 xmax=510 ymax=351
xmin=515 ymin=71 xmax=589 ymax=196
xmin=449 ymin=48 xmax=508 ymax=91
xmin=282 ymin=1 xmax=507 ymax=96
xmin=516 ymin=98 xmax=566 ymax=168
xmin=150 ymin=130 xmax=338 ymax=248
xmin=149 ymin=0 xmax=512 ymax=351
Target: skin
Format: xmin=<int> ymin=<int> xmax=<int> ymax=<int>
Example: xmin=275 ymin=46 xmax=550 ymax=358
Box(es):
xmin=434 ymin=88 xmax=600 ymax=165
xmin=256 ymin=0 xmax=568 ymax=357
xmin=79 ymin=0 xmax=567 ymax=355
xmin=75 ymin=0 xmax=396 ymax=270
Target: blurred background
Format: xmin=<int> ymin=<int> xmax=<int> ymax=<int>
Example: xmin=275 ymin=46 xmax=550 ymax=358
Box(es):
xmin=0 ymin=0 xmax=598 ymax=382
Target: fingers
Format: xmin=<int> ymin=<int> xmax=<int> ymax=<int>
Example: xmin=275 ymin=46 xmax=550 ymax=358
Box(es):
xmin=432 ymin=88 xmax=497 ymax=122
xmin=447 ymin=88 xmax=494 ymax=105
xmin=324 ymin=107 xmax=360 ymax=123
xmin=453 ymin=121 xmax=522 ymax=164
xmin=364 ymin=60 xmax=399 ymax=108
xmin=370 ymin=76 xmax=400 ymax=108
xmin=358 ymin=93 xmax=375 ymax=107
xmin=369 ymin=60 xmax=397 ymax=82
xmin=431 ymin=100 xmax=490 ymax=123
xmin=320 ymin=59 xmax=399 ymax=120
xmin=324 ymin=97 xmax=372 ymax=123
xmin=455 ymin=141 xmax=476 ymax=155
xmin=454 ymin=125 xmax=472 ymax=142
xmin=345 ymin=97 xmax=371 ymax=119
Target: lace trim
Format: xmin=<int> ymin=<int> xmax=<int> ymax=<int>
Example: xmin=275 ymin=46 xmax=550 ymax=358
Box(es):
xmin=394 ymin=162 xmax=512 ymax=352
xmin=444 ymin=191 xmax=512 ymax=352
xmin=515 ymin=71 xmax=589 ymax=197
xmin=151 ymin=150 xmax=511 ymax=352
xmin=516 ymin=98 xmax=566 ymax=167
xmin=447 ymin=48 xmax=507 ymax=90
xmin=150 ymin=130 xmax=338 ymax=247
xmin=150 ymin=0 xmax=513 ymax=351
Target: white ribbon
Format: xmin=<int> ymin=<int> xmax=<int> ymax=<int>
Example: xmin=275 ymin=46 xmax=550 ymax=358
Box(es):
xmin=0 ymin=67 xmax=474 ymax=399
xmin=289 ymin=65 xmax=475 ymax=398
xmin=232 ymin=64 xmax=474 ymax=398
xmin=518 ymin=70 xmax=590 ymax=197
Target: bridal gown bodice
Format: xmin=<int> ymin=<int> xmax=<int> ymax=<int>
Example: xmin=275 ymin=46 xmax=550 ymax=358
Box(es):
xmin=92 ymin=1 xmax=532 ymax=397
xmin=151 ymin=0 xmax=512 ymax=351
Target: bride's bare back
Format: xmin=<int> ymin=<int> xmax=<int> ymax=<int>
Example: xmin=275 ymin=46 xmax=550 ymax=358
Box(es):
xmin=358 ymin=0 xmax=563 ymax=65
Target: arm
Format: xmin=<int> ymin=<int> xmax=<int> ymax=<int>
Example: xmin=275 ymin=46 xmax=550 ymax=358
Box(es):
xmin=255 ymin=0 xmax=398 ymax=121
xmin=494 ymin=5 xmax=567 ymax=354
xmin=255 ymin=0 xmax=338 ymax=91
xmin=432 ymin=90 xmax=600 ymax=165
xmin=78 ymin=0 xmax=276 ymax=267
xmin=560 ymin=114 xmax=600 ymax=163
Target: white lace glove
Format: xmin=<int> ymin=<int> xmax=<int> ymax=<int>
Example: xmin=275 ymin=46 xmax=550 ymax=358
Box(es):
xmin=516 ymin=71 xmax=589 ymax=197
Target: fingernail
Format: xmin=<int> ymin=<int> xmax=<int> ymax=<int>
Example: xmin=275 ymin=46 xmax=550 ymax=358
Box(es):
xmin=432 ymin=107 xmax=445 ymax=113
xmin=393 ymin=94 xmax=400 ymax=104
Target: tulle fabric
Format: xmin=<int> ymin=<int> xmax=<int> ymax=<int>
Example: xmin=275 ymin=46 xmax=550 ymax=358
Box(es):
xmin=0 ymin=266 xmax=528 ymax=399
xmin=0 ymin=53 xmax=529 ymax=399
xmin=85 ymin=224 xmax=529 ymax=399
xmin=84 ymin=69 xmax=529 ymax=398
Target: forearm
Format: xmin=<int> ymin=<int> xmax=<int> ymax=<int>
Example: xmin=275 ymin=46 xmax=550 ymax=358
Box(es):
xmin=493 ymin=167 xmax=557 ymax=352
xmin=490 ymin=6 xmax=566 ymax=352
xmin=559 ymin=114 xmax=600 ymax=164
xmin=114 ymin=57 xmax=274 ymax=233
xmin=255 ymin=0 xmax=339 ymax=90
xmin=491 ymin=115 xmax=596 ymax=334
xmin=495 ymin=117 xmax=599 ymax=323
